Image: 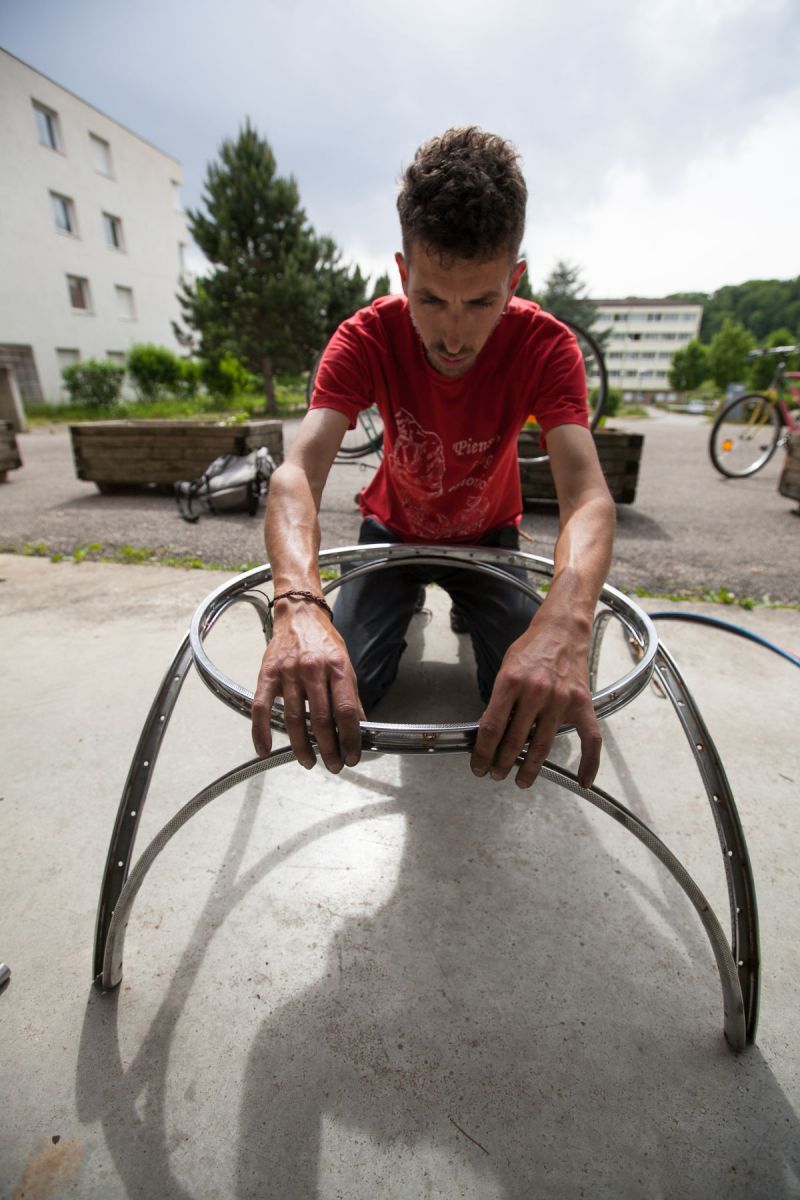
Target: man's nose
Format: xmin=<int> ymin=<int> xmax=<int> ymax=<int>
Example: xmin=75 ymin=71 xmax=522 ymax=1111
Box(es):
xmin=441 ymin=313 xmax=464 ymax=353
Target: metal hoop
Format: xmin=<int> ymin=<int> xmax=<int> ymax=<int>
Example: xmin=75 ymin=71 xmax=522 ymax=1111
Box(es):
xmin=92 ymin=544 xmax=759 ymax=1052
xmin=189 ymin=544 xmax=658 ymax=753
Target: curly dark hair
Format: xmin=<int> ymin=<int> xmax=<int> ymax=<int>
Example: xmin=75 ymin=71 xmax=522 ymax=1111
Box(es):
xmin=397 ymin=126 xmax=527 ymax=262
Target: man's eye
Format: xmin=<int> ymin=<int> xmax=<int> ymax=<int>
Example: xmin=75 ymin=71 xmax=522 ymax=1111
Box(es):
xmin=420 ymin=297 xmax=444 ymax=306
xmin=470 ymin=299 xmax=494 ymax=309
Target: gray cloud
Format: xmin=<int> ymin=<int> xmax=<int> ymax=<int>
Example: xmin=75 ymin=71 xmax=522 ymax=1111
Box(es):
xmin=3 ymin=0 xmax=798 ymax=292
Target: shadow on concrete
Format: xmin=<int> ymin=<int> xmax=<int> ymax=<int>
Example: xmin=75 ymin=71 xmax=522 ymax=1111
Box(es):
xmin=75 ymin=612 xmax=800 ymax=1199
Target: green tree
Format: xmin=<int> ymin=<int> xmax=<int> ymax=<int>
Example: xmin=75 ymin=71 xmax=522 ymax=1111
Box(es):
xmin=368 ymin=272 xmax=392 ymax=302
xmin=176 ymin=121 xmax=324 ymax=414
xmin=669 ymin=276 xmax=800 ymax=344
xmin=748 ymin=328 xmax=799 ymax=390
xmin=538 ymin=260 xmax=599 ymax=333
xmin=668 ymin=339 xmax=709 ymax=392
xmin=707 ymin=319 xmax=755 ymax=391
xmin=314 ymin=236 xmax=375 ymax=344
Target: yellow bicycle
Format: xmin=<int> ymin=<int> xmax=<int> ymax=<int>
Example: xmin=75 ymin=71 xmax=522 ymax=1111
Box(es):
xmin=710 ymin=345 xmax=800 ymax=478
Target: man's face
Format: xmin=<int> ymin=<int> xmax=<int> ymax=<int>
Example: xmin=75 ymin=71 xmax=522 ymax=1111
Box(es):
xmin=396 ymin=243 xmax=526 ymax=378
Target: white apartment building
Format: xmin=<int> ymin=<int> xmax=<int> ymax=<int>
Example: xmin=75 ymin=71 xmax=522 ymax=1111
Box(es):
xmin=0 ymin=49 xmax=190 ymax=415
xmin=591 ymin=298 xmax=704 ymax=402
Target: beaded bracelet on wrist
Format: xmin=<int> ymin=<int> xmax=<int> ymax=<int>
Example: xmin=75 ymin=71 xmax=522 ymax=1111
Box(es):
xmin=270 ymin=588 xmax=334 ymax=620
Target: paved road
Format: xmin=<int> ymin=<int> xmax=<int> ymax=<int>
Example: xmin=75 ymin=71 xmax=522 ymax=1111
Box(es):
xmin=1 ymin=413 xmax=797 ymax=603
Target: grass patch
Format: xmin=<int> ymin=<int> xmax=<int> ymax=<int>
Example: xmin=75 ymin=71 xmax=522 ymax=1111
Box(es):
xmin=0 ymin=539 xmax=262 ymax=573
xmin=629 ymin=585 xmax=800 ymax=612
xmin=1 ymin=539 xmax=344 ymax=580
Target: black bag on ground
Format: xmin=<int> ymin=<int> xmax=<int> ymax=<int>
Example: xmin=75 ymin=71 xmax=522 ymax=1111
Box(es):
xmin=175 ymin=446 xmax=276 ymax=523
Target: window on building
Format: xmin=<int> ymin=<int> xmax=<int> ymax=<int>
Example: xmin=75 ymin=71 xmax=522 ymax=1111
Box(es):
xmin=106 ymin=351 xmax=125 ymax=364
xmin=646 ymin=313 xmax=663 ymax=322
xmin=90 ymin=133 xmax=113 ymax=176
xmin=56 ymin=348 xmax=80 ymax=371
xmin=51 ymin=192 xmax=76 ymax=235
xmin=115 ymin=285 xmax=136 ymax=320
xmin=33 ymin=101 xmax=61 ymax=150
xmin=103 ymin=213 xmax=125 ymax=250
xmin=67 ymin=276 xmax=92 ymax=312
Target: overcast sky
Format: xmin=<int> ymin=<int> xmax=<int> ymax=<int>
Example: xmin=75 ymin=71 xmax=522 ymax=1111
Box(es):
xmin=3 ymin=0 xmax=799 ymax=298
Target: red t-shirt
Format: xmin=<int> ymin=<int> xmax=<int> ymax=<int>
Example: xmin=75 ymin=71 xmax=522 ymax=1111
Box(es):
xmin=310 ymin=295 xmax=588 ymax=543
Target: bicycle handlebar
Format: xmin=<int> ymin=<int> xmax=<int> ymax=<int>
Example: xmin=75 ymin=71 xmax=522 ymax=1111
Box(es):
xmin=746 ymin=345 xmax=800 ymax=358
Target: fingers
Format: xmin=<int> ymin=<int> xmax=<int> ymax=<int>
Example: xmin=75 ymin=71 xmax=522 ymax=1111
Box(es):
xmin=328 ymin=668 xmax=363 ymax=768
xmin=251 ymin=671 xmax=278 ymax=759
xmin=470 ymin=692 xmax=513 ymax=779
xmin=575 ymin=711 xmax=603 ymax=789
xmin=282 ymin=677 xmax=319 ymax=770
xmin=513 ymin=712 xmax=561 ymax=789
xmin=251 ymin=654 xmax=363 ymax=773
xmin=470 ymin=686 xmax=601 ymax=791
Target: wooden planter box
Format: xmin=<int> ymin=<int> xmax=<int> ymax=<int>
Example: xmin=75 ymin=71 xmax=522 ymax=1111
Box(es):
xmin=0 ymin=421 xmax=23 ymax=482
xmin=70 ymin=419 xmax=284 ymax=493
xmin=778 ymin=431 xmax=800 ymax=506
xmin=518 ymin=427 xmax=644 ymax=505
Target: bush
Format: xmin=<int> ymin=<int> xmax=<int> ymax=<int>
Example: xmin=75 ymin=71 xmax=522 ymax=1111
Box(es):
xmin=175 ymin=358 xmax=203 ymax=399
xmin=127 ymin=343 xmax=182 ymax=400
xmin=200 ymin=353 xmax=257 ymax=397
xmin=599 ymin=386 xmax=622 ymax=418
xmin=61 ymin=359 xmax=125 ymax=410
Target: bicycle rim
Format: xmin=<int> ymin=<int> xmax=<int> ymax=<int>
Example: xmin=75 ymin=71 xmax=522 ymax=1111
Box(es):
xmin=335 ymin=408 xmax=384 ymax=458
xmin=564 ymin=320 xmax=608 ymax=430
xmin=307 ymin=345 xmax=384 ymax=458
xmin=710 ymin=394 xmax=781 ymax=477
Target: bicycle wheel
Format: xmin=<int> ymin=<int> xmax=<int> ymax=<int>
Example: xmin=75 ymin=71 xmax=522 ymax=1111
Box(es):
xmin=709 ymin=393 xmax=782 ymax=478
xmin=306 ymin=346 xmax=384 ymax=458
xmin=564 ymin=319 xmax=608 ymax=430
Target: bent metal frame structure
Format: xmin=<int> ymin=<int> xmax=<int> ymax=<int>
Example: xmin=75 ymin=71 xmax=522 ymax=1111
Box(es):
xmin=93 ymin=545 xmax=760 ymax=1052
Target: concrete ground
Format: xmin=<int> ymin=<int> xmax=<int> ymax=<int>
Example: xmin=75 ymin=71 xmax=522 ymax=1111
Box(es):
xmin=1 ymin=553 xmax=799 ymax=1198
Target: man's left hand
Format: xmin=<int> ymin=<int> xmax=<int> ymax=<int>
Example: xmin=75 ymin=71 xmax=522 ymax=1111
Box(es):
xmin=469 ymin=613 xmax=601 ymax=790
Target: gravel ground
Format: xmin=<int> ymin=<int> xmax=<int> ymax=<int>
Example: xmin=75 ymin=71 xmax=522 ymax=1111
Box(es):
xmin=1 ymin=413 xmax=797 ymax=603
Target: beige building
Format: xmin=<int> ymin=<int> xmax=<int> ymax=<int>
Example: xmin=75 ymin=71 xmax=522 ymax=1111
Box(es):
xmin=591 ymin=298 xmax=704 ymax=402
xmin=0 ymin=48 xmax=190 ymax=415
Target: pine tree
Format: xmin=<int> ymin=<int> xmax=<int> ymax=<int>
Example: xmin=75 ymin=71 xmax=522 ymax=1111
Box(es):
xmin=177 ymin=121 xmax=326 ymax=414
xmin=538 ymin=260 xmax=599 ymax=332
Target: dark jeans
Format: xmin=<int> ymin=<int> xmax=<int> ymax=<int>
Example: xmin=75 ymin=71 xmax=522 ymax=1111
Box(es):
xmin=332 ymin=518 xmax=539 ymax=712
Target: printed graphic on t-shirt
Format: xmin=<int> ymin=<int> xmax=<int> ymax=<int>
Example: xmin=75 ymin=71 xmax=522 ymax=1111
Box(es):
xmin=388 ymin=409 xmax=502 ymax=539
xmin=391 ymin=409 xmax=446 ymax=498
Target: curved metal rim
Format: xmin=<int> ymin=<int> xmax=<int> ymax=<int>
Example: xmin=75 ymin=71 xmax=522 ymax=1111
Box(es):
xmin=98 ymin=746 xmax=746 ymax=1049
xmin=189 ymin=545 xmax=658 ymax=753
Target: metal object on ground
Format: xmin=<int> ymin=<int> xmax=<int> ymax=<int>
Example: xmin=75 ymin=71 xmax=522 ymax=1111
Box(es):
xmin=92 ymin=544 xmax=759 ymax=1052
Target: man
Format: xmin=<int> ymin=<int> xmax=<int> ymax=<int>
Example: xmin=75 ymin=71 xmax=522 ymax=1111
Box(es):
xmin=252 ymin=126 xmax=615 ymax=790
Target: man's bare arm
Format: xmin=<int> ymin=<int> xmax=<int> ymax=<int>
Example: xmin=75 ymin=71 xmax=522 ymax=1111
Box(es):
xmin=470 ymin=423 xmax=616 ymax=789
xmin=251 ymin=407 xmax=364 ymax=772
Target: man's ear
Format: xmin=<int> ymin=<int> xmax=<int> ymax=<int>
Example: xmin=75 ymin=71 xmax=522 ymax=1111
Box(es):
xmin=509 ymin=260 xmax=527 ymax=297
xmin=395 ymin=251 xmax=409 ymax=294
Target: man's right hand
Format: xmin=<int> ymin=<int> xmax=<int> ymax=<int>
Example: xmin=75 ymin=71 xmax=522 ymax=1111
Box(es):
xmin=251 ymin=601 xmax=364 ymax=772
